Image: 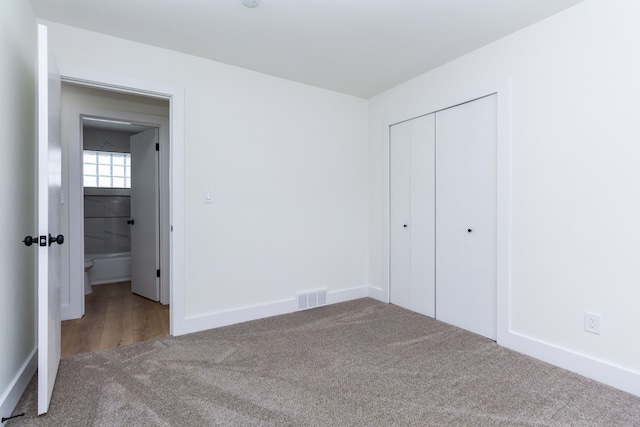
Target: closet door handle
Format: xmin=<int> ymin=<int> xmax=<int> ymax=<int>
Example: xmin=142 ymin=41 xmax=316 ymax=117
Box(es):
xmin=127 ymin=219 xmax=135 ymax=225
xmin=48 ymin=233 xmax=64 ymax=246
xmin=403 ymin=224 xmax=408 ymax=228
xmin=468 ymin=229 xmax=472 ymax=233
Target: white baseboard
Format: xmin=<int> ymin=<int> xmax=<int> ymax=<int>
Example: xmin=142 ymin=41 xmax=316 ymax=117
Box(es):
xmin=327 ymin=286 xmax=369 ymax=304
xmin=0 ymin=348 xmax=36 ymax=422
xmin=367 ymin=286 xmax=386 ymax=302
xmin=179 ymin=286 xmax=370 ymax=336
xmin=90 ymin=277 xmax=131 ymax=286
xmin=501 ymin=330 xmax=640 ymax=398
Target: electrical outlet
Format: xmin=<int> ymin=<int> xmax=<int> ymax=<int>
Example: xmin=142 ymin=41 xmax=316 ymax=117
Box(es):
xmin=584 ymin=312 xmax=601 ymax=335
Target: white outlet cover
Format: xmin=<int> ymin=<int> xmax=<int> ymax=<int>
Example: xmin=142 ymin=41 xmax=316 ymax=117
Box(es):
xmin=584 ymin=312 xmax=601 ymax=335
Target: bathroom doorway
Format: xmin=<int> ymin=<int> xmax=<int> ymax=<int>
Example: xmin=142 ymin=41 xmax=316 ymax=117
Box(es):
xmin=60 ymin=83 xmax=171 ymax=355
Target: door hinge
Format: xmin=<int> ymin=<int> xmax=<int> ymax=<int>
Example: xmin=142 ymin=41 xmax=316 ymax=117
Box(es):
xmin=156 ymin=269 xmax=160 ymax=278
xmin=156 ymin=143 xmax=159 ymax=151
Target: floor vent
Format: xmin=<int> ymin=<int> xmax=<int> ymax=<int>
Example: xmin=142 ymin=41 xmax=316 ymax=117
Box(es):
xmin=297 ymin=289 xmax=327 ymax=310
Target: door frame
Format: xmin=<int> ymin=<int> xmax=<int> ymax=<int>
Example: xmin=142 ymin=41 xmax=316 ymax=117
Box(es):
xmin=382 ymin=80 xmax=511 ymax=344
xmin=60 ymin=70 xmax=186 ymax=335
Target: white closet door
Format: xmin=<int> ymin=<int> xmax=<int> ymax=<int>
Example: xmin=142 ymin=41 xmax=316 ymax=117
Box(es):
xmin=409 ymin=114 xmax=435 ymax=317
xmin=389 ymin=121 xmax=412 ymax=310
xmin=389 ymin=115 xmax=435 ymax=317
xmin=435 ymin=95 xmax=497 ymax=340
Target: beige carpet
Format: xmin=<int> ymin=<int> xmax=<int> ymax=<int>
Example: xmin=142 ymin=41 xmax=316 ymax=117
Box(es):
xmin=10 ymin=298 xmax=640 ymax=426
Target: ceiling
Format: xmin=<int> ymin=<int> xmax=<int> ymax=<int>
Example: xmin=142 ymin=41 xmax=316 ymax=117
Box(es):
xmin=31 ymin=0 xmax=585 ymax=98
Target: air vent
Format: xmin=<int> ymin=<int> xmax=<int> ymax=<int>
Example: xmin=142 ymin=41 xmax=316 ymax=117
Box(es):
xmin=296 ymin=289 xmax=328 ymax=311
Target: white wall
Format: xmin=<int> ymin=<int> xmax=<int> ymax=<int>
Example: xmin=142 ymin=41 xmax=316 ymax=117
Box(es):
xmin=0 ymin=0 xmax=38 ymax=417
xmin=369 ymin=0 xmax=640 ymax=394
xmin=46 ymin=22 xmax=370 ymax=325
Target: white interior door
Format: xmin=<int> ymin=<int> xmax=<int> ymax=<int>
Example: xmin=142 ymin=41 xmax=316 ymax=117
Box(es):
xmin=389 ymin=115 xmax=436 ymax=317
xmin=389 ymin=121 xmax=412 ymax=310
xmin=435 ymin=95 xmax=497 ymax=340
xmin=130 ymin=128 xmax=159 ymax=301
xmin=37 ymin=24 xmax=63 ymax=415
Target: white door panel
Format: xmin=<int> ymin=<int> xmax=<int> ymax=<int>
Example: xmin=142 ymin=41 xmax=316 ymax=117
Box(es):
xmin=37 ymin=24 xmax=62 ymax=415
xmin=130 ymin=128 xmax=159 ymax=301
xmin=409 ymin=115 xmax=435 ymax=317
xmin=389 ymin=121 xmax=411 ymax=310
xmin=389 ymin=115 xmax=436 ymax=317
xmin=435 ymin=95 xmax=497 ymax=340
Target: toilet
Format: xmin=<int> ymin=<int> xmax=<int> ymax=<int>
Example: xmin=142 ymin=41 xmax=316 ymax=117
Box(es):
xmin=84 ymin=258 xmax=94 ymax=295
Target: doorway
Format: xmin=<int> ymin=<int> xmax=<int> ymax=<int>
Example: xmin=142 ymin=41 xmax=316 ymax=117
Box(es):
xmin=60 ymin=83 xmax=172 ymax=353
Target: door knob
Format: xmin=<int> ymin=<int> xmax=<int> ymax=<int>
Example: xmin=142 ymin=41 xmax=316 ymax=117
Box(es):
xmin=48 ymin=233 xmax=64 ymax=246
xmin=23 ymin=236 xmax=38 ymax=247
xmin=403 ymin=224 xmax=408 ymax=228
xmin=23 ymin=235 xmax=46 ymax=247
xmin=468 ymin=229 xmax=472 ymax=233
xmin=127 ymin=219 xmax=135 ymax=225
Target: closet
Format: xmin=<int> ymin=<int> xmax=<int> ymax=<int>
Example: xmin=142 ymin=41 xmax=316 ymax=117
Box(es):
xmin=389 ymin=94 xmax=497 ymax=340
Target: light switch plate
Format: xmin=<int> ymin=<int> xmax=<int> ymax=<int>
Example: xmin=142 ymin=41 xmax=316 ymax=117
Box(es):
xmin=203 ymin=188 xmax=213 ymax=203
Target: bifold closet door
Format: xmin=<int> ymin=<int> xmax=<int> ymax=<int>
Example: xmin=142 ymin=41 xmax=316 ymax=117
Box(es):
xmin=389 ymin=114 xmax=435 ymax=317
xmin=435 ymin=95 xmax=497 ymax=340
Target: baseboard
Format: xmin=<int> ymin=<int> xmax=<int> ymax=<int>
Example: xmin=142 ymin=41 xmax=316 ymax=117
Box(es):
xmin=0 ymin=348 xmax=36 ymax=422
xmin=327 ymin=286 xmax=369 ymax=304
xmin=501 ymin=330 xmax=640 ymax=398
xmin=180 ymin=286 xmax=370 ymax=336
xmin=90 ymin=277 xmax=131 ymax=286
xmin=367 ymin=286 xmax=386 ymax=302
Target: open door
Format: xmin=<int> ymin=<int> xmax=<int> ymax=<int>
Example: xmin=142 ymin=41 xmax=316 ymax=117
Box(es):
xmin=37 ymin=24 xmax=63 ymax=415
xmin=129 ymin=128 xmax=160 ymax=301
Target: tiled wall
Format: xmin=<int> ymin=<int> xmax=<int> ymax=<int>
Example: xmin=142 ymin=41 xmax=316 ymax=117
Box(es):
xmin=84 ymin=188 xmax=131 ymax=255
xmin=84 ymin=127 xmax=133 ymax=256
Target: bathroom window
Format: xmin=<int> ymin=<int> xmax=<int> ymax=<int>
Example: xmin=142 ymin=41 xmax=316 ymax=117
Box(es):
xmin=83 ymin=150 xmax=131 ymax=188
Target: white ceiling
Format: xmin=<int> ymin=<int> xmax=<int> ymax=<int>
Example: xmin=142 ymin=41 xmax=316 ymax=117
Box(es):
xmin=31 ymin=0 xmax=585 ymax=98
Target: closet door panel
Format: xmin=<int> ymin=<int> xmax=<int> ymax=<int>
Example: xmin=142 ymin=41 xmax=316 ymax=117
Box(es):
xmin=435 ymin=95 xmax=497 ymax=340
xmin=389 ymin=121 xmax=412 ymax=310
xmin=410 ymin=114 xmax=435 ymax=317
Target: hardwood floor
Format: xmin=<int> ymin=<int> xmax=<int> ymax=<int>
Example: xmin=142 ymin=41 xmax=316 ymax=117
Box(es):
xmin=61 ymin=281 xmax=169 ymax=357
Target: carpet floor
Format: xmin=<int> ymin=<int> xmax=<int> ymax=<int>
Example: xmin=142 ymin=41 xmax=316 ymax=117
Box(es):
xmin=10 ymin=298 xmax=640 ymax=426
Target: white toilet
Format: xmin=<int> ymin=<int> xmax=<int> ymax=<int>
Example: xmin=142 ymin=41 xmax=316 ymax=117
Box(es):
xmin=84 ymin=258 xmax=94 ymax=295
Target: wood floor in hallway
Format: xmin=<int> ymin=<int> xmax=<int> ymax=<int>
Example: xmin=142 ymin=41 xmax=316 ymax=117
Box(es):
xmin=61 ymin=281 xmax=169 ymax=357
